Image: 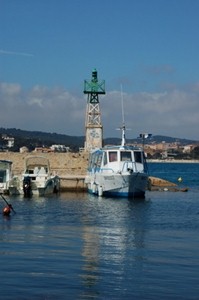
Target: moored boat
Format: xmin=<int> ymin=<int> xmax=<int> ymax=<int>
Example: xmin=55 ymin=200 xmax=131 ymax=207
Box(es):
xmin=85 ymin=125 xmax=148 ymax=198
xmin=0 ymin=160 xmax=13 ymax=194
xmin=9 ymin=156 xmax=60 ymax=196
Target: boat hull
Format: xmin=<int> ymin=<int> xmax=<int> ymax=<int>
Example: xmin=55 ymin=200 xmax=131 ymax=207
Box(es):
xmin=9 ymin=176 xmax=60 ymax=196
xmin=36 ymin=176 xmax=60 ymax=196
xmin=86 ymin=173 xmax=148 ymax=198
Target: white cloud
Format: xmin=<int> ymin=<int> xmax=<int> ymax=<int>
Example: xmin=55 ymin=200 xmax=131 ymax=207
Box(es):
xmin=0 ymin=82 xmax=199 ymax=140
xmin=0 ymin=82 xmax=21 ymax=96
xmin=28 ymin=97 xmax=44 ymax=107
xmin=0 ymin=49 xmax=34 ymax=57
xmin=102 ymin=85 xmax=199 ymax=140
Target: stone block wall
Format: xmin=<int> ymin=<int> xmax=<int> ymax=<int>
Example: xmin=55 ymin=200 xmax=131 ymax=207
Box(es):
xmin=0 ymin=152 xmax=89 ymax=177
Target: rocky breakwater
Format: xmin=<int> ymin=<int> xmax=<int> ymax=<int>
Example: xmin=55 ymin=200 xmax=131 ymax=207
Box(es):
xmin=0 ymin=152 xmax=89 ymax=192
xmin=148 ymin=176 xmax=188 ymax=192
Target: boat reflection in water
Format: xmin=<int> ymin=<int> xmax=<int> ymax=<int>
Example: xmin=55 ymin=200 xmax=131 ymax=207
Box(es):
xmin=80 ymin=196 xmax=149 ymax=298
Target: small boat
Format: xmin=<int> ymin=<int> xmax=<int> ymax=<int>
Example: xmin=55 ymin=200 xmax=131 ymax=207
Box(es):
xmin=0 ymin=160 xmax=13 ymax=194
xmin=9 ymin=156 xmax=60 ymax=196
xmin=85 ymin=125 xmax=148 ymax=198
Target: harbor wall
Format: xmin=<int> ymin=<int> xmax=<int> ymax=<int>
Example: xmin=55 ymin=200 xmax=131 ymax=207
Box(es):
xmin=0 ymin=152 xmax=89 ymax=192
xmin=0 ymin=153 xmax=190 ymax=192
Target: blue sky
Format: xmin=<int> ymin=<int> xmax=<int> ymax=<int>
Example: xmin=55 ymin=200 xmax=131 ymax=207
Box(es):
xmin=1 ymin=0 xmax=199 ymax=140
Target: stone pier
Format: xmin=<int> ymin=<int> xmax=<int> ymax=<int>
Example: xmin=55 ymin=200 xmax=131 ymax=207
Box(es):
xmin=0 ymin=152 xmax=89 ymax=192
xmin=0 ymin=152 xmax=184 ymax=193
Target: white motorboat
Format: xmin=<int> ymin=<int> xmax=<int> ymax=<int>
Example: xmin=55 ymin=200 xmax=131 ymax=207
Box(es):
xmin=0 ymin=160 xmax=13 ymax=194
xmin=85 ymin=125 xmax=148 ymax=198
xmin=9 ymin=156 xmax=60 ymax=196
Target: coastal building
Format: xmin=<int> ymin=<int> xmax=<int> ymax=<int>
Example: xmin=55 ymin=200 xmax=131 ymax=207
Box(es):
xmin=19 ymin=146 xmax=29 ymax=153
xmin=2 ymin=134 xmax=14 ymax=148
xmin=50 ymin=145 xmax=70 ymax=152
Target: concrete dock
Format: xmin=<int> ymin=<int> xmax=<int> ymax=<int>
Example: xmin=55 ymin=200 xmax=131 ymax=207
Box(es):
xmin=60 ymin=175 xmax=87 ymax=192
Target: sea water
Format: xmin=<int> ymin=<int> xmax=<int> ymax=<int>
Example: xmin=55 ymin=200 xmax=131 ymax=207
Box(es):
xmin=0 ymin=162 xmax=199 ymax=299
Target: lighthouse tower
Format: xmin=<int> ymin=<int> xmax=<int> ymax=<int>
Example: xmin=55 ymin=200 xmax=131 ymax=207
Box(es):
xmin=84 ymin=69 xmax=105 ymax=151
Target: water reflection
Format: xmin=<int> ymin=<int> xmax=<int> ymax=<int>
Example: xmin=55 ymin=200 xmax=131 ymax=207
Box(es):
xmin=1 ymin=190 xmax=198 ymax=299
xmin=0 ymin=193 xmax=153 ymax=299
xmin=0 ymin=215 xmax=12 ymax=244
xmin=80 ymin=196 xmax=151 ymax=297
xmin=81 ymin=226 xmax=100 ymax=293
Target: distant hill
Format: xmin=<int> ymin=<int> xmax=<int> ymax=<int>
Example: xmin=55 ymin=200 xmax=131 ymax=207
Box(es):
xmin=104 ymin=135 xmax=198 ymax=146
xmin=0 ymin=128 xmax=84 ymax=151
xmin=0 ymin=127 xmax=198 ymax=152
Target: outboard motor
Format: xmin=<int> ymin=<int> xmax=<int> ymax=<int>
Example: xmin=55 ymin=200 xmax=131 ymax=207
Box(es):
xmin=23 ymin=176 xmax=31 ymax=197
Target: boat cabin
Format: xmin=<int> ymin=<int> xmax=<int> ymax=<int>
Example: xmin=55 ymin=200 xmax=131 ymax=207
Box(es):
xmin=88 ymin=146 xmax=147 ymax=174
xmin=0 ymin=160 xmax=12 ymax=183
xmin=0 ymin=160 xmax=13 ymax=193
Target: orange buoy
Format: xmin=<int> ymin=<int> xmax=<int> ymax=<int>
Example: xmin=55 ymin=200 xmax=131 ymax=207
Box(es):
xmin=3 ymin=206 xmax=11 ymax=216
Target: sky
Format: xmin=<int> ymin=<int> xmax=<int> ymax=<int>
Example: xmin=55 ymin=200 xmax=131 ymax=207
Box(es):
xmin=1 ymin=0 xmax=199 ymax=140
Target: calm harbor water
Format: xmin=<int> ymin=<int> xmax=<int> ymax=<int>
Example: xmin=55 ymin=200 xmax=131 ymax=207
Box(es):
xmin=1 ymin=162 xmax=199 ymax=299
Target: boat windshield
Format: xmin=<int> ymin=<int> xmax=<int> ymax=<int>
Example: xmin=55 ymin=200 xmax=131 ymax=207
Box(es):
xmin=134 ymin=151 xmax=143 ymax=163
xmin=96 ymin=153 xmax=102 ymax=168
xmin=103 ymin=152 xmax=107 ymax=166
xmin=120 ymin=151 xmax=132 ymax=161
xmin=0 ymin=170 xmax=6 ymax=183
xmin=88 ymin=151 xmax=103 ymax=169
xmin=109 ymin=151 xmax=117 ymax=162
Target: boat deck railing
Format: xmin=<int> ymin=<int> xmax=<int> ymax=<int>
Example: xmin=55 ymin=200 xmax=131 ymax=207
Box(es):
xmin=99 ymin=167 xmax=115 ymax=173
xmin=121 ymin=161 xmax=143 ymax=173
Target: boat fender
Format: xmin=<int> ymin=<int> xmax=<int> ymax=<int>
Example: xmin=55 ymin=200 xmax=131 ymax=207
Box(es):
xmin=91 ymin=183 xmax=96 ymax=193
xmin=178 ymin=177 xmax=183 ymax=183
xmin=98 ymin=186 xmax=103 ymax=197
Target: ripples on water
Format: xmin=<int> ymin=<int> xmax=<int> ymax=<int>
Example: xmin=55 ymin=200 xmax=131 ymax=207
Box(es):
xmin=0 ymin=163 xmax=199 ymax=299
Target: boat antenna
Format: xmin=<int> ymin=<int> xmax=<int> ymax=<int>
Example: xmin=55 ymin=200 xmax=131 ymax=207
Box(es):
xmin=121 ymin=84 xmax=125 ymax=125
xmin=120 ymin=84 xmax=126 ymax=147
